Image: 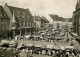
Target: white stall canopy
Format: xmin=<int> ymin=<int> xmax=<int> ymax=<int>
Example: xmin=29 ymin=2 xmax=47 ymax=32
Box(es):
xmin=26 ymin=43 xmax=33 ymax=47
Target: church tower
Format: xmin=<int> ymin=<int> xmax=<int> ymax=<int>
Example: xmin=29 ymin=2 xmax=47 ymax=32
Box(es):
xmin=76 ymin=0 xmax=80 ymax=10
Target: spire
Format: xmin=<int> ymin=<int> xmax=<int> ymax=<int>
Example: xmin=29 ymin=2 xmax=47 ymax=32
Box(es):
xmin=12 ymin=11 xmax=16 ymax=23
xmin=77 ymin=0 xmax=80 ymax=4
xmin=76 ymin=0 xmax=80 ymax=10
xmin=9 ymin=11 xmax=16 ymax=30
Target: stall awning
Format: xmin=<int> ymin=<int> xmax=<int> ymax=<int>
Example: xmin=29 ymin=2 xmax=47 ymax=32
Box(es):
xmin=26 ymin=43 xmax=33 ymax=47
xmin=24 ymin=35 xmax=31 ymax=39
xmin=35 ymin=44 xmax=42 ymax=47
xmin=35 ymin=36 xmax=39 ymax=38
xmin=54 ymin=45 xmax=60 ymax=50
xmin=17 ymin=43 xmax=22 ymax=48
xmin=46 ymin=45 xmax=53 ymax=49
xmin=1 ymin=40 xmax=9 ymax=44
xmin=40 ymin=37 xmax=44 ymax=39
xmin=42 ymin=33 xmax=45 ymax=35
xmin=65 ymin=46 xmax=74 ymax=49
xmin=9 ymin=41 xmax=16 ymax=44
xmin=60 ymin=46 xmax=65 ymax=50
xmin=72 ymin=33 xmax=78 ymax=36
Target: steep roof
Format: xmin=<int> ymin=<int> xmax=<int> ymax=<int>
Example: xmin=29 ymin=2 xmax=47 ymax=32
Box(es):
xmin=0 ymin=6 xmax=9 ymax=19
xmin=42 ymin=16 xmax=49 ymax=23
xmin=49 ymin=14 xmax=65 ymax=22
xmin=39 ymin=16 xmax=49 ymax=23
xmin=34 ymin=16 xmax=41 ymax=21
xmin=7 ymin=5 xmax=33 ymax=21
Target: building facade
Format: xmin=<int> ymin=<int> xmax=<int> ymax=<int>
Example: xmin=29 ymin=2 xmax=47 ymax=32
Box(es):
xmin=73 ymin=0 xmax=80 ymax=36
xmin=49 ymin=14 xmax=66 ymax=30
xmin=34 ymin=15 xmax=41 ymax=30
xmin=0 ymin=5 xmax=10 ymax=39
xmin=40 ymin=16 xmax=49 ymax=29
xmin=3 ymin=3 xmax=35 ymax=38
xmin=34 ymin=15 xmax=49 ymax=32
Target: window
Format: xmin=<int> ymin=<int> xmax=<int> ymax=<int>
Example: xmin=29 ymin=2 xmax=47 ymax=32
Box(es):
xmin=17 ymin=11 xmax=20 ymax=15
xmin=28 ymin=21 xmax=30 ymax=26
xmin=23 ymin=21 xmax=25 ymax=26
xmin=3 ymin=14 xmax=6 ymax=17
xmin=25 ymin=21 xmax=27 ymax=26
xmin=20 ymin=12 xmax=21 ymax=15
xmin=7 ymin=20 xmax=10 ymax=23
xmin=5 ymin=25 xmax=6 ymax=28
xmin=30 ymin=22 xmax=31 ymax=26
xmin=23 ymin=12 xmax=26 ymax=15
xmin=0 ymin=14 xmax=2 ymax=17
xmin=28 ymin=16 xmax=29 ymax=19
xmin=17 ymin=15 xmax=21 ymax=19
xmin=21 ymin=21 xmax=24 ymax=26
xmin=22 ymin=15 xmax=25 ymax=19
xmin=1 ymin=19 xmax=3 ymax=22
xmin=57 ymin=23 xmax=59 ymax=28
xmin=17 ymin=15 xmax=19 ymax=18
xmin=6 ymin=25 xmax=8 ymax=28
xmin=26 ymin=21 xmax=28 ymax=26
xmin=20 ymin=21 xmax=21 ymax=27
xmin=12 ymin=22 xmax=16 ymax=27
xmin=1 ymin=25 xmax=2 ymax=28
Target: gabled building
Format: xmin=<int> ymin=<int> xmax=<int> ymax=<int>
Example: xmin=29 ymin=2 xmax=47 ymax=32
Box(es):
xmin=34 ymin=15 xmax=41 ymax=30
xmin=40 ymin=16 xmax=49 ymax=30
xmin=3 ymin=3 xmax=35 ymax=38
xmin=49 ymin=14 xmax=66 ymax=30
xmin=73 ymin=0 xmax=80 ymax=36
xmin=40 ymin=16 xmax=49 ymax=24
xmin=0 ymin=5 xmax=10 ymax=39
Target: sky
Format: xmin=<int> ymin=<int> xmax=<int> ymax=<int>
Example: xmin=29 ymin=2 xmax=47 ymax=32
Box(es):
xmin=0 ymin=0 xmax=77 ymax=23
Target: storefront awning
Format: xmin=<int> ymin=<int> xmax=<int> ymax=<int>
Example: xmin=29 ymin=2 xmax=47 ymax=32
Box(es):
xmin=72 ymin=33 xmax=78 ymax=36
xmin=65 ymin=46 xmax=74 ymax=49
xmin=17 ymin=43 xmax=23 ymax=48
xmin=60 ymin=46 xmax=65 ymax=50
xmin=46 ymin=45 xmax=53 ymax=49
xmin=26 ymin=43 xmax=33 ymax=47
xmin=35 ymin=44 xmax=42 ymax=47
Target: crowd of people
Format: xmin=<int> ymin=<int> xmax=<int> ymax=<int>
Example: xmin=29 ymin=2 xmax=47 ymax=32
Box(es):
xmin=15 ymin=29 xmax=65 ymax=43
xmin=0 ymin=28 xmax=80 ymax=57
xmin=16 ymin=44 xmax=80 ymax=57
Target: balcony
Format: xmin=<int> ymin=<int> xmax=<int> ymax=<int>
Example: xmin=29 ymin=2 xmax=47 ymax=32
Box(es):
xmin=18 ymin=26 xmax=35 ymax=29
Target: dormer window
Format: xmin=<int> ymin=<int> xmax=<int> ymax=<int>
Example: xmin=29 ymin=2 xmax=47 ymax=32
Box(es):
xmin=17 ymin=15 xmax=20 ymax=19
xmin=1 ymin=19 xmax=3 ymax=22
xmin=28 ymin=16 xmax=29 ymax=19
xmin=23 ymin=12 xmax=26 ymax=15
xmin=4 ymin=14 xmax=6 ymax=17
xmin=17 ymin=11 xmax=20 ymax=15
xmin=22 ymin=15 xmax=25 ymax=19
